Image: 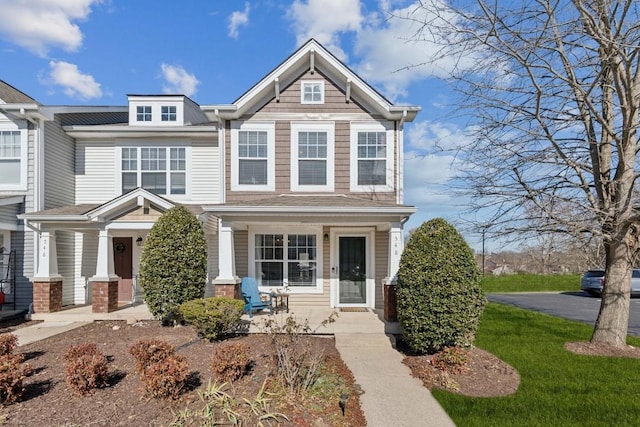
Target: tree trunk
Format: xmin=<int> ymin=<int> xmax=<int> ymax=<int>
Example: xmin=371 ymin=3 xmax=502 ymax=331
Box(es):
xmin=591 ymin=240 xmax=631 ymax=347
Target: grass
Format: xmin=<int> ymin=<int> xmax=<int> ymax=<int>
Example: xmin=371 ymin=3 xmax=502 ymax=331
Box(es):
xmin=481 ymin=274 xmax=580 ymax=293
xmin=432 ymin=303 xmax=640 ymax=426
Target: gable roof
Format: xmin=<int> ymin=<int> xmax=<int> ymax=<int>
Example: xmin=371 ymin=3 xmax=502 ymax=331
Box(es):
xmin=0 ymin=80 xmax=39 ymax=105
xmin=202 ymin=39 xmax=420 ymax=121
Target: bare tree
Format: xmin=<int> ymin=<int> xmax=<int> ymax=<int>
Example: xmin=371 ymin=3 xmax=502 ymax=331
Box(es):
xmin=400 ymin=0 xmax=640 ymax=347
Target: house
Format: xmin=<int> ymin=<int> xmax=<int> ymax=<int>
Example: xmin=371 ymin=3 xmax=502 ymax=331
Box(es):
xmin=16 ymin=39 xmax=420 ymax=314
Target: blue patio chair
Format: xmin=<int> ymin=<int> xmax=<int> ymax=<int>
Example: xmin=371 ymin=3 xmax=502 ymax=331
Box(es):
xmin=241 ymin=277 xmax=273 ymax=318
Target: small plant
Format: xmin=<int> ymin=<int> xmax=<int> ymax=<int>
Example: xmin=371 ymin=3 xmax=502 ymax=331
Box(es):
xmin=211 ymin=341 xmax=251 ymax=383
xmin=129 ymin=339 xmax=175 ymax=374
xmin=0 ymin=333 xmax=18 ymax=356
xmin=431 ymin=346 xmax=470 ymax=375
xmin=179 ymin=297 xmax=245 ymax=341
xmin=64 ymin=343 xmax=109 ymax=396
xmin=140 ymin=354 xmax=189 ymax=399
xmin=260 ymin=312 xmax=337 ymax=397
xmin=0 ymin=354 xmax=30 ymax=404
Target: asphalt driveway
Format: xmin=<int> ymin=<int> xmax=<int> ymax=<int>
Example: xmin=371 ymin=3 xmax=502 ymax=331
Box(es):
xmin=488 ymin=292 xmax=640 ymax=337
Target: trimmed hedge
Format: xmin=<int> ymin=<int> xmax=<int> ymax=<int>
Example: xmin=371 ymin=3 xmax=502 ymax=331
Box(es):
xmin=396 ymin=218 xmax=486 ymax=353
xmin=178 ymin=297 xmax=245 ymax=341
xmin=139 ymin=205 xmax=208 ymax=323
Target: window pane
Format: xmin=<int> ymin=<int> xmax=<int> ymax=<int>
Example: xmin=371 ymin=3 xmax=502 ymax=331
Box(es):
xmin=0 ymin=160 xmax=20 ymax=184
xmin=0 ymin=131 xmax=20 ymax=158
xmin=122 ymin=172 xmax=137 ymax=193
xmin=256 ymin=262 xmax=283 ymax=287
xmin=357 ymin=132 xmax=386 ymax=159
xmin=170 ymin=172 xmax=185 ymax=194
xmin=299 ymin=160 xmax=326 ymax=185
xmin=287 ymin=233 xmax=317 ymax=287
xmin=239 ymin=159 xmax=267 ymax=185
xmin=358 ymin=160 xmax=386 ymax=185
xmin=170 ymin=148 xmax=185 ymax=170
xmin=141 ymin=172 xmax=167 ymax=194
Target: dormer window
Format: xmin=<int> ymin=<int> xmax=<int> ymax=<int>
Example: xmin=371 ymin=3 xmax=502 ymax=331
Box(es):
xmin=161 ymin=106 xmax=177 ymax=122
xmin=301 ymin=81 xmax=324 ymax=104
xmin=136 ymin=106 xmax=152 ymax=122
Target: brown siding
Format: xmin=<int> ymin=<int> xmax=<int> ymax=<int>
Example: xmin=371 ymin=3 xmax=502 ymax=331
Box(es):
xmin=375 ymin=231 xmax=389 ymax=310
xmin=234 ymin=230 xmax=249 ymax=278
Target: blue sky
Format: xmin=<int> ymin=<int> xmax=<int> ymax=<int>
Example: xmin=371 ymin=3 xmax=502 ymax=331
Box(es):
xmin=0 ymin=0 xmax=486 ymax=248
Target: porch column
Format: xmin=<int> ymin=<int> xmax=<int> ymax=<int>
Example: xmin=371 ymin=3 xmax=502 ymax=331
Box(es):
xmin=32 ymin=231 xmax=63 ymax=313
xmin=89 ymin=229 xmax=119 ymax=313
xmin=213 ymin=220 xmax=241 ymax=299
xmin=383 ymin=223 xmax=403 ymax=322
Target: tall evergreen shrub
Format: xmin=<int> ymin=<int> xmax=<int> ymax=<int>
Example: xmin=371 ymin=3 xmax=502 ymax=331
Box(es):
xmin=139 ymin=205 xmax=207 ymax=323
xmin=396 ymin=218 xmax=486 ymax=353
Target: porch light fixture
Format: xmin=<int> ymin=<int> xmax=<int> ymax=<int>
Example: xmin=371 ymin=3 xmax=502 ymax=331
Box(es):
xmin=136 ymin=237 xmax=143 ymax=246
xmin=324 ymin=233 xmax=329 ymax=242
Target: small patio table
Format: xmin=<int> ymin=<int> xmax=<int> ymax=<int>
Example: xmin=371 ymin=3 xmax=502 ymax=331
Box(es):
xmin=271 ymin=292 xmax=289 ymax=314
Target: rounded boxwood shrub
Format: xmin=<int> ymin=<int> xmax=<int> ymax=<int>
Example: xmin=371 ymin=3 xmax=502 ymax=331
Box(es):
xmin=178 ymin=297 xmax=245 ymax=341
xmin=139 ymin=205 xmax=208 ymax=324
xmin=396 ymin=218 xmax=486 ymax=354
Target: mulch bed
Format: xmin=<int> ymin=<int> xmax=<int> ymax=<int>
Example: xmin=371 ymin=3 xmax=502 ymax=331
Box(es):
xmin=0 ymin=320 xmax=366 ymax=426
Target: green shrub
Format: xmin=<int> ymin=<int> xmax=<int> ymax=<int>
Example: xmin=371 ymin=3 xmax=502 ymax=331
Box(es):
xmin=0 ymin=333 xmax=18 ymax=356
xmin=64 ymin=343 xmax=109 ymax=396
xmin=0 ymin=354 xmax=30 ymax=404
xmin=396 ymin=218 xmax=486 ymax=353
xmin=129 ymin=339 xmax=176 ymax=374
xmin=178 ymin=297 xmax=245 ymax=341
xmin=139 ymin=354 xmax=189 ymax=399
xmin=211 ymin=341 xmax=251 ymax=383
xmin=139 ymin=205 xmax=208 ymax=323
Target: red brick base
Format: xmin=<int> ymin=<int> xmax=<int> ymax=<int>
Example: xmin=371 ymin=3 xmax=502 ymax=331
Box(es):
xmin=384 ymin=284 xmax=398 ymax=322
xmin=33 ymin=279 xmax=63 ymax=313
xmin=214 ymin=281 xmax=241 ymax=300
xmin=91 ymin=280 xmax=118 ymax=313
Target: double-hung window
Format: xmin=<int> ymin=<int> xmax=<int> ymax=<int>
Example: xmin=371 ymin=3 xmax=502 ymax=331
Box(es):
xmin=0 ymin=129 xmax=26 ymax=190
xmin=231 ymin=122 xmax=275 ymax=191
xmin=121 ymin=146 xmax=187 ymax=195
xmin=350 ymin=122 xmax=394 ymax=192
xmin=301 ymin=81 xmax=324 ymax=104
xmin=136 ymin=106 xmax=152 ymax=122
xmin=252 ymin=231 xmax=320 ymax=291
xmin=161 ymin=106 xmax=177 ymax=122
xmin=291 ymin=122 xmax=334 ymax=192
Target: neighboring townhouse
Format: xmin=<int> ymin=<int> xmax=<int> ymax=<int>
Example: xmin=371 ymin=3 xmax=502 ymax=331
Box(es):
xmin=17 ymin=39 xmax=420 ymax=314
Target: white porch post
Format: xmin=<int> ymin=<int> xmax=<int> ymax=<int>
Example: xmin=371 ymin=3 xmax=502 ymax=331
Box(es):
xmin=91 ymin=229 xmax=117 ymax=281
xmin=386 ymin=222 xmax=403 ymax=284
xmin=215 ymin=220 xmax=237 ymax=281
xmin=34 ymin=230 xmax=60 ymax=279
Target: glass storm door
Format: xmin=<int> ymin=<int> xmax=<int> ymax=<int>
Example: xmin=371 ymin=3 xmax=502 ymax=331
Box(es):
xmin=338 ymin=236 xmax=367 ymax=304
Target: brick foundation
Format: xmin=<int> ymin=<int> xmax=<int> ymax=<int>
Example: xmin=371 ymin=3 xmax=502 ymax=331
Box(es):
xmin=214 ymin=281 xmax=241 ymax=300
xmin=33 ymin=279 xmax=63 ymax=313
xmin=384 ymin=283 xmax=398 ymax=322
xmin=91 ymin=280 xmax=118 ymax=313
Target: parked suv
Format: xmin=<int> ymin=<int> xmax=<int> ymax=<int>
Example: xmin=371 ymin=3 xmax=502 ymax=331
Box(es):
xmin=580 ymin=269 xmax=640 ymax=296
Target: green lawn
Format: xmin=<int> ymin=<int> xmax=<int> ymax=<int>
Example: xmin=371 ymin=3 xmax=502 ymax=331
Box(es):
xmin=481 ymin=274 xmax=580 ymax=293
xmin=433 ymin=303 xmax=640 ymax=426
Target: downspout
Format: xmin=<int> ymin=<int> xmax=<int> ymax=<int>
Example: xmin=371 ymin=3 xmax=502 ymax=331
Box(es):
xmin=397 ymin=110 xmax=407 ymax=205
xmin=215 ymin=109 xmax=226 ymax=204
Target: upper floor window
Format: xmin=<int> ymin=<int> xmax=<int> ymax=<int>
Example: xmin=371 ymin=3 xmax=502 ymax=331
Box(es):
xmin=0 ymin=129 xmax=26 ymax=190
xmin=136 ymin=106 xmax=152 ymax=122
xmin=231 ymin=121 xmax=275 ymax=192
xmin=291 ymin=122 xmax=334 ymax=192
xmin=301 ymin=81 xmax=324 ymax=104
xmin=350 ymin=122 xmax=394 ymax=192
xmin=121 ymin=146 xmax=186 ymax=195
xmin=161 ymin=106 xmax=177 ymax=122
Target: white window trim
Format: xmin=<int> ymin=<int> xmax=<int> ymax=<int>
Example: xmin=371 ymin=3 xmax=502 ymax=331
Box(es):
xmin=249 ymin=226 xmax=324 ymax=294
xmin=231 ymin=121 xmax=275 ymax=192
xmin=0 ymin=124 xmax=28 ymax=192
xmin=115 ymin=142 xmax=192 ymax=199
xmin=290 ymin=121 xmax=334 ymax=192
xmin=300 ymin=80 xmax=325 ymax=104
xmin=349 ymin=121 xmax=395 ymax=193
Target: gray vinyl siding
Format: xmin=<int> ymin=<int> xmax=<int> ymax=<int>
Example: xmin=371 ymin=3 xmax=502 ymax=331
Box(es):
xmin=11 ymin=230 xmax=32 ymax=311
xmin=55 ymin=230 xmax=75 ymax=306
xmin=234 ymin=230 xmax=248 ymax=278
xmin=0 ymin=204 xmax=19 ymax=227
xmin=191 ymin=138 xmax=221 ymax=203
xmin=76 ymin=231 xmax=98 ymax=304
xmin=43 ymin=121 xmax=75 ymax=209
xmin=375 ymin=231 xmax=389 ymax=310
xmin=75 ymin=140 xmax=116 ymax=203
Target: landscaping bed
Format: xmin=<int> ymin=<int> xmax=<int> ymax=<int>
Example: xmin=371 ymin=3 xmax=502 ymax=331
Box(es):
xmin=0 ymin=320 xmax=365 ymax=426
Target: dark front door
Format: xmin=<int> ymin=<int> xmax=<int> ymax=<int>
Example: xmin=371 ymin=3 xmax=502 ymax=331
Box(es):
xmin=338 ymin=236 xmax=367 ymax=304
xmin=113 ymin=237 xmax=133 ymax=302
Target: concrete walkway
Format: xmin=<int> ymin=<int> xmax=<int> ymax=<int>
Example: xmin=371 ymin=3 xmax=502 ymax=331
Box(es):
xmin=12 ymin=306 xmax=455 ymax=426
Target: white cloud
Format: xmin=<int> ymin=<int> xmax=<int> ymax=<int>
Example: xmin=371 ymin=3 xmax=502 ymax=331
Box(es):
xmin=0 ymin=0 xmax=100 ymax=57
xmin=407 ymin=120 xmax=469 ymax=152
xmin=287 ymin=0 xmax=362 ymax=60
xmin=228 ymin=3 xmax=250 ymax=39
xmin=47 ymin=60 xmax=102 ymax=100
xmin=160 ymin=64 xmax=200 ymax=97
